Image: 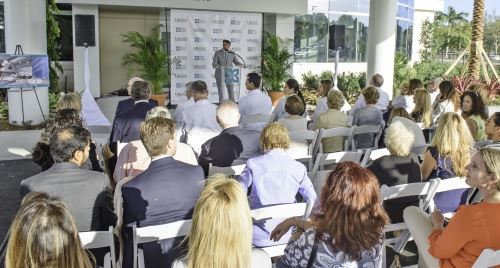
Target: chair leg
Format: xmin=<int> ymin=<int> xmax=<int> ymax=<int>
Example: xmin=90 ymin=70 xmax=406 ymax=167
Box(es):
xmin=393 ymin=230 xmax=412 ymax=253
xmin=382 ymin=244 xmax=387 ymax=268
xmin=138 ymin=249 xmax=145 ymax=268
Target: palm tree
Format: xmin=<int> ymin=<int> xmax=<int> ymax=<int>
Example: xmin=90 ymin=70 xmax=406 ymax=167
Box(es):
xmin=467 ymin=0 xmax=485 ymax=79
xmin=436 ymin=6 xmax=469 ymax=57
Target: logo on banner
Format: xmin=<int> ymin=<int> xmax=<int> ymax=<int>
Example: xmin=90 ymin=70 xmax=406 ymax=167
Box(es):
xmin=175 ymin=18 xmax=188 ymax=23
xmin=193 ymin=64 xmax=206 ymax=69
xmin=175 ymin=56 xmax=188 ymax=61
xmin=248 ymin=47 xmax=256 ymax=52
xmin=248 ymin=29 xmax=257 ymax=34
xmin=212 ymin=19 xmax=224 ymax=24
xmin=175 ymin=37 xmax=188 ymax=42
xmin=194 ymin=56 xmax=205 ymax=61
xmin=176 ymin=82 xmax=183 ymax=88
xmin=194 ymin=19 xmax=206 ymax=24
xmin=176 ymin=64 xmax=187 ymax=70
xmin=224 ymin=68 xmax=240 ymax=84
xmin=247 ymin=38 xmax=259 ymax=43
xmin=230 ymin=20 xmax=241 ymax=25
xmin=194 ymin=28 xmax=206 ymax=33
xmin=232 ymin=47 xmax=241 ymax=52
xmin=174 ymin=73 xmax=188 ymax=79
xmin=194 ymin=37 xmax=201 ymax=42
xmin=212 ymin=37 xmax=224 ymax=43
xmin=230 ymin=29 xmax=242 ymax=33
xmin=194 ymin=74 xmax=205 ymax=78
xmin=247 ymin=56 xmax=259 ymax=60
xmin=175 ymin=46 xmax=187 ymax=51
xmin=176 ymin=27 xmax=187 ymax=32
xmin=231 ymin=38 xmax=240 ymax=43
xmin=213 ymin=29 xmax=223 ymax=34
xmin=245 ymin=64 xmax=258 ymax=70
xmin=193 ymin=47 xmax=206 ymax=51
xmin=247 ymin=20 xmax=259 ymax=25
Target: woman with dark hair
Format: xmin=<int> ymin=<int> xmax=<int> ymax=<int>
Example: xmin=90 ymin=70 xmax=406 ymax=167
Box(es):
xmin=432 ymin=80 xmax=460 ymax=125
xmin=272 ymin=79 xmax=306 ymax=121
xmin=271 ymin=162 xmax=389 ymax=267
xmin=32 ymin=109 xmax=102 ymax=172
xmin=484 ymin=112 xmax=500 ymax=147
xmin=460 ymin=90 xmax=488 ymax=141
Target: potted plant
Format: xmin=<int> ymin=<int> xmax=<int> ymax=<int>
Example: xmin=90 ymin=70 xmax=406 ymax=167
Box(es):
xmin=262 ymin=32 xmax=293 ymax=106
xmin=122 ymin=25 xmax=170 ymax=106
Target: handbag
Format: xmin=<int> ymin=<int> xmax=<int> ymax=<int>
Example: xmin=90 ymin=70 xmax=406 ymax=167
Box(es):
xmin=306 ymin=235 xmax=319 ymax=268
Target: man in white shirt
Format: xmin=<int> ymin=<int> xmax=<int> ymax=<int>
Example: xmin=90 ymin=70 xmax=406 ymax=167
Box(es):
xmin=179 ymin=80 xmax=221 ymax=155
xmin=173 ymin=81 xmax=195 ymax=123
xmin=427 ymin=77 xmax=442 ymax=105
xmin=238 ymin=72 xmax=272 ymax=131
xmin=349 ymin=73 xmax=390 ymax=115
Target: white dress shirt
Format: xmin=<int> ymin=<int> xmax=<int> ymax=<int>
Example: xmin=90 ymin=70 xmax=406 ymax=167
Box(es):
xmin=173 ymin=97 xmax=195 ymax=123
xmin=239 ymin=89 xmax=272 ymax=131
xmin=350 ymin=87 xmax=390 ymax=115
xmin=429 ymin=90 xmax=439 ymax=105
xmin=392 ymin=95 xmax=415 ymax=114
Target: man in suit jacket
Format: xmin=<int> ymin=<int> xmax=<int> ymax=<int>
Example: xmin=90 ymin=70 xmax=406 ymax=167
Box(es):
xmin=199 ymin=100 xmax=261 ymax=176
xmin=212 ymin=39 xmax=244 ymax=103
xmin=20 ymin=126 xmax=116 ymax=232
xmin=122 ymin=117 xmax=204 ymax=268
xmin=115 ymin=77 xmax=158 ymax=116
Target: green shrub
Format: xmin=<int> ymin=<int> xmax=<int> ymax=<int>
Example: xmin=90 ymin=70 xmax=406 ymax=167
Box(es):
xmin=301 ymin=71 xmax=319 ymax=90
xmin=320 ymin=70 xmax=334 ymax=81
xmin=0 ymin=101 xmax=8 ymax=120
xmin=337 ymin=72 xmax=366 ymax=104
xmin=302 ymin=88 xmax=319 ymax=106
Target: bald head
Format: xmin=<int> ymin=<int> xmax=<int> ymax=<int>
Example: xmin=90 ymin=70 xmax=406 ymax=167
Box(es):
xmin=127 ymin=77 xmax=144 ymax=95
xmin=216 ymin=101 xmax=240 ymax=128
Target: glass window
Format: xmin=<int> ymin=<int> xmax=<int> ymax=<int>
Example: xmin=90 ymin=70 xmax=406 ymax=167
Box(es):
xmin=327 ymin=14 xmax=369 ymax=62
xmin=294 ymin=13 xmax=330 ymax=63
xmin=397 ymin=5 xmax=410 ymax=19
xmin=0 ymin=3 xmax=4 ymax=53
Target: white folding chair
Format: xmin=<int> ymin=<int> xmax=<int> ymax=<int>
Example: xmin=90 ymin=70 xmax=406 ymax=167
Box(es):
xmin=310 ymin=151 xmax=363 ymax=178
xmin=428 ymin=177 xmax=472 ymax=218
xmin=208 ymin=163 xmax=246 ymax=176
xmin=472 ymin=248 xmax=500 ymax=268
xmin=410 ymin=144 xmax=428 ymax=156
xmin=318 ymin=127 xmax=354 ymax=153
xmin=288 ymin=129 xmax=321 ymax=170
xmin=380 ymin=179 xmax=439 ymax=268
xmin=132 ymin=220 xmax=192 ymax=268
xmin=311 ymin=169 xmax=330 ymax=195
xmin=360 ymin=148 xmax=390 ymax=167
xmin=250 ymin=201 xmax=314 ymax=257
xmin=79 ymin=226 xmax=116 ymax=268
xmin=350 ymin=124 xmax=383 ymax=150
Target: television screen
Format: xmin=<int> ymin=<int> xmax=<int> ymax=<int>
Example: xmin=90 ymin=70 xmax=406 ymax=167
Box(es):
xmin=0 ymin=54 xmax=50 ymax=88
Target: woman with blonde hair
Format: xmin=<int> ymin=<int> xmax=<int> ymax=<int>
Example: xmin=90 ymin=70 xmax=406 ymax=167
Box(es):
xmin=421 ymin=112 xmax=474 ymax=213
xmin=238 ymin=122 xmax=317 ymax=247
xmin=56 ymin=93 xmax=82 ymax=112
xmin=315 ymin=89 xmax=348 ymax=152
xmin=411 ymin=88 xmax=432 ymax=128
xmin=6 ymin=192 xmax=94 ymax=268
xmin=172 ymin=175 xmax=270 ymax=268
xmin=405 ymin=147 xmax=500 ymax=267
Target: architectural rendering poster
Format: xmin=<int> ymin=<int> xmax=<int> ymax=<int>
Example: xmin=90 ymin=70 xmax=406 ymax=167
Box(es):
xmin=0 ymin=54 xmax=49 ymax=88
xmin=170 ymin=9 xmax=262 ymax=104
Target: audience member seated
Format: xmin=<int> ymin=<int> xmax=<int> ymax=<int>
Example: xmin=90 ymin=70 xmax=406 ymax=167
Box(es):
xmin=238 ymin=122 xmax=317 ymax=247
xmin=113 ymin=106 xmax=198 ymax=183
xmin=32 ymin=109 xmax=102 ymax=172
xmin=432 ymin=80 xmax=460 ymax=125
xmin=404 ymin=147 xmax=500 ymax=268
xmin=483 ymin=112 xmax=500 ymax=147
xmin=388 ymin=107 xmax=412 ymax=123
xmin=271 ymin=162 xmax=389 ymax=267
xmin=277 ymin=95 xmax=307 ymax=132
xmin=272 ymin=78 xmax=306 ymax=121
xmin=115 ymin=77 xmax=158 ymax=116
xmin=173 ymin=81 xmax=195 ymax=122
xmin=392 ymin=79 xmax=422 ymax=113
xmin=5 ymin=192 xmax=94 ymax=268
xmin=121 ymin=117 xmax=204 ymax=268
xmin=411 ymin=88 xmax=432 ymax=129
xmin=172 ymin=175 xmax=271 ymax=268
xmin=311 ymin=80 xmax=331 ymax=124
xmin=368 ymin=121 xmax=422 ymax=222
xmin=177 ymin=80 xmax=221 ymax=155
xmin=460 ymin=90 xmax=488 ymax=141
xmin=350 ymin=73 xmax=390 ymax=114
xmin=21 ymin=126 xmax=116 ymax=231
xmin=198 ymin=101 xmax=261 ymax=176
xmin=56 ymin=92 xmax=82 ymax=112
xmin=352 ymin=86 xmax=384 ymax=149
xmin=239 ymin=72 xmax=272 ymax=131
xmin=315 ymin=89 xmax=348 ymax=153
xmin=427 ymin=77 xmax=442 ymax=104
xmin=421 ymin=112 xmax=474 ymax=213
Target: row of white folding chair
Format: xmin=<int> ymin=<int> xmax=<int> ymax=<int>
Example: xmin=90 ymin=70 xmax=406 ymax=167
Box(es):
xmin=317 ymin=125 xmax=383 ymax=153
xmin=473 ymin=248 xmax=500 ymax=268
xmin=309 ymin=151 xmax=364 ymax=183
xmin=79 ymin=226 xmax=116 ymax=268
xmin=360 ymin=148 xmax=391 ymax=167
xmin=131 ymin=202 xmax=312 ymax=267
xmin=288 ymin=129 xmax=321 ymax=170
xmin=208 ymin=163 xmax=246 ymax=177
xmin=380 ymin=179 xmax=440 ymax=268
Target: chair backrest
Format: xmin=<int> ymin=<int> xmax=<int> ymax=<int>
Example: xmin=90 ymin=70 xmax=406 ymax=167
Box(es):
xmin=472 ymin=248 xmax=500 ymax=268
xmin=360 ymin=148 xmax=390 ymax=167
xmin=319 ymin=127 xmax=353 ymax=152
xmin=241 ymin=114 xmax=272 ymax=124
xmin=251 ymin=202 xmax=313 ymax=223
xmin=410 ymin=144 xmax=428 ymax=156
xmin=288 ymin=129 xmax=321 ymax=156
xmin=208 ymin=163 xmax=246 ymax=176
xmin=79 ymin=226 xmax=116 ymax=268
xmin=350 ymin=124 xmax=383 ymax=150
xmin=380 ymin=179 xmax=439 ymax=211
xmin=311 ymin=151 xmax=363 ymax=176
xmin=428 ymin=177 xmax=471 ymax=212
xmin=133 ymin=220 xmax=192 ymax=268
xmin=312 ymin=170 xmax=331 ymax=195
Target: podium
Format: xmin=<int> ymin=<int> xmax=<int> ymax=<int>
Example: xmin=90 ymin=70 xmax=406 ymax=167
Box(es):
xmin=216 ymin=65 xmax=242 ymax=101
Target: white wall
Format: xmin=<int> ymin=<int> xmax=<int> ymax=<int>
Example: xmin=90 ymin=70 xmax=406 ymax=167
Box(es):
xmin=411 ymin=0 xmax=445 ymax=63
xmin=292 ymin=62 xmax=368 ymax=84
xmin=72 ymin=4 xmax=101 ymax=97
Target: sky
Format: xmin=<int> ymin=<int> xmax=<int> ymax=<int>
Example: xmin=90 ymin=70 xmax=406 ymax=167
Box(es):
xmin=445 ymin=0 xmax=500 ymax=19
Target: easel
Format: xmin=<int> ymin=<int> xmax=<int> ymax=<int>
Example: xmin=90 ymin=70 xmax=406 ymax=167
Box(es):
xmin=444 ymin=41 xmax=499 ymax=81
xmin=14 ymin=44 xmax=46 ymax=124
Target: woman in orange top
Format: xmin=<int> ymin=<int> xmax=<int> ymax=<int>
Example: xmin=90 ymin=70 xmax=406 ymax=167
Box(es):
xmin=404 ymin=147 xmax=500 ymax=267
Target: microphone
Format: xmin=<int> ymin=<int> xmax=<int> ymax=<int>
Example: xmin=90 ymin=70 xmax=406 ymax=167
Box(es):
xmin=227 ymin=50 xmax=246 ymax=68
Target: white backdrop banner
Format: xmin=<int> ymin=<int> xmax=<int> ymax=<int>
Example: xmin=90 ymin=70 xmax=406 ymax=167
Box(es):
xmin=170 ymin=9 xmax=262 ymax=104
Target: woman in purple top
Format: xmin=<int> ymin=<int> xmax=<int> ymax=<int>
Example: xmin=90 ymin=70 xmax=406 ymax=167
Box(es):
xmin=238 ymin=122 xmax=317 ymax=247
xmin=421 ymin=112 xmax=474 ymax=213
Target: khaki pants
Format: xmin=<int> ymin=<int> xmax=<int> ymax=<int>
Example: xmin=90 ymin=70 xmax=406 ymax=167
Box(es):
xmin=403 ymin=206 xmax=440 ymax=268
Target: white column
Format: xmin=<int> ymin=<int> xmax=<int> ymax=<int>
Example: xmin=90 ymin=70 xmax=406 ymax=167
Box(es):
xmin=4 ymin=0 xmax=47 ymax=54
xmin=72 ymin=4 xmax=101 ymax=97
xmin=366 ymin=0 xmax=397 ymax=99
